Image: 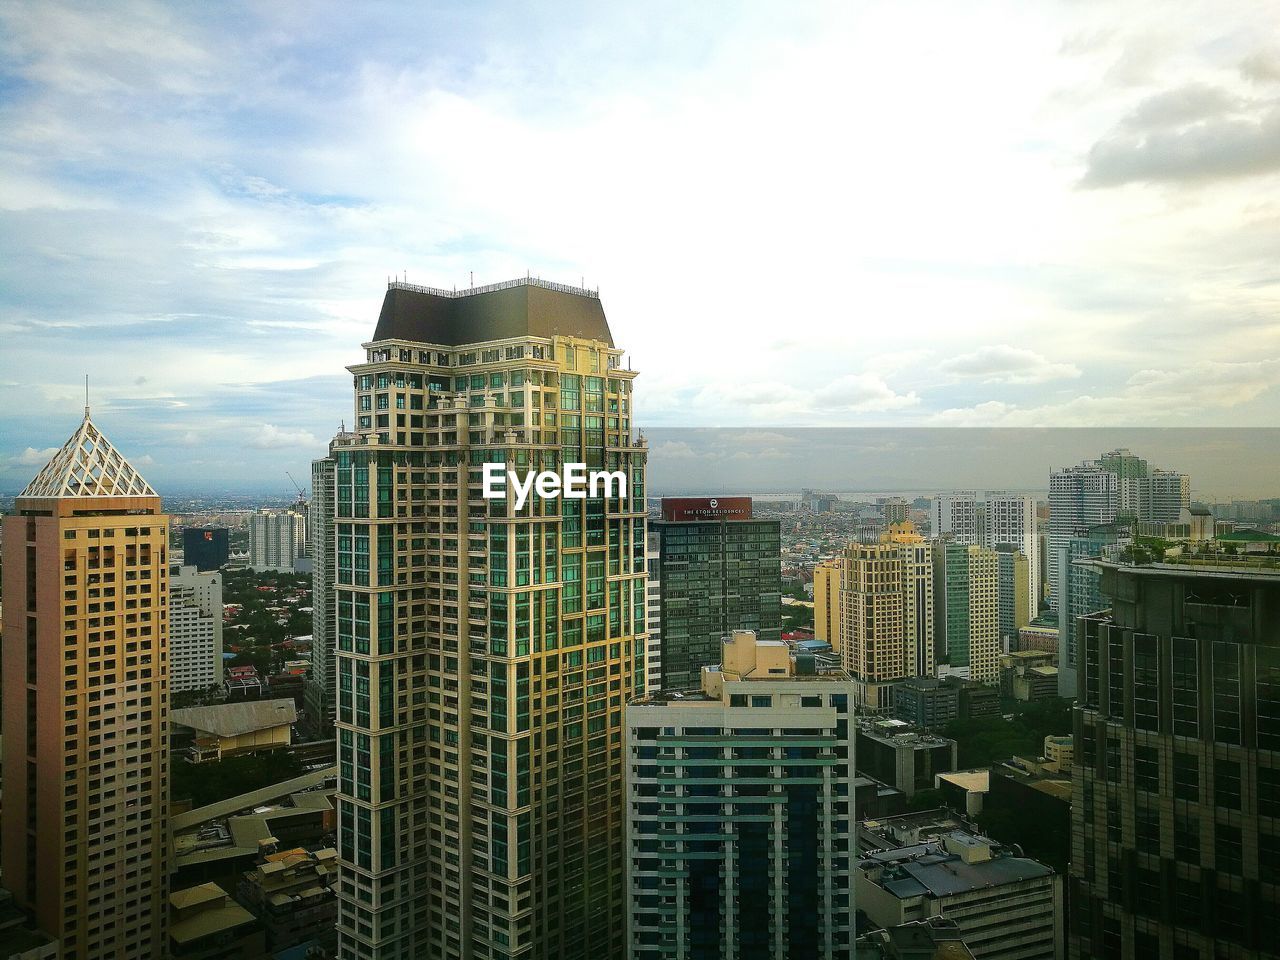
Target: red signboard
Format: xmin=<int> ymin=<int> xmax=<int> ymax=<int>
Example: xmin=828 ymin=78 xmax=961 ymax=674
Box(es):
xmin=661 ymin=497 xmax=752 ymax=522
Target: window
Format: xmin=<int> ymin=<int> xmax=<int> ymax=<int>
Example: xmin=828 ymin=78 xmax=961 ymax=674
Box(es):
xmin=1215 ymin=758 xmax=1242 ymax=810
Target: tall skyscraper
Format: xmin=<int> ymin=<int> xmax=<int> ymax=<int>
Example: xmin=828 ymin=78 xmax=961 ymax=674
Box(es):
xmin=1070 ymin=558 xmax=1280 ymax=958
xmin=1047 ymin=463 xmax=1119 ymax=613
xmin=841 ymin=521 xmax=934 ymax=711
xmin=933 ymin=541 xmax=1000 ymax=685
xmin=1048 ymin=450 xmax=1189 ymax=614
xmin=650 ymin=497 xmax=781 ymax=692
xmin=249 ymin=507 xmax=306 ymax=572
xmin=306 ymin=439 xmax=344 ymax=735
xmin=1 ymin=413 xmax=170 ymax=960
xmin=169 ymin=563 xmax=223 ymax=693
xmin=931 ymin=491 xmax=1038 ymax=621
xmin=929 ymin=493 xmax=980 ymax=543
xmin=643 ymin=532 xmax=662 ymax=694
xmin=812 ymin=559 xmax=842 ymax=654
xmin=1055 ymin=522 xmax=1127 ymax=697
xmin=333 ymin=277 xmax=647 ymax=960
xmin=995 ymin=545 xmax=1030 ymax=651
xmin=625 ymin=630 xmax=856 ymax=958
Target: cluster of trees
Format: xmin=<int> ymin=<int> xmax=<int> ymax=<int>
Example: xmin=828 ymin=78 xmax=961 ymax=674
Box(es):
xmin=943 ymin=697 xmax=1073 ymax=769
xmin=222 ymin=569 xmax=312 ymax=677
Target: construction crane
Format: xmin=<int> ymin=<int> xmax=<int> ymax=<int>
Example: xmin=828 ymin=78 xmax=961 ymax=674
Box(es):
xmin=286 ymin=471 xmax=308 ymax=502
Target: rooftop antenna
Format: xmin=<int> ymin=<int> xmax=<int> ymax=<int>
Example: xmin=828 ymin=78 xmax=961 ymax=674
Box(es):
xmin=470 ymin=271 xmax=473 ymax=288
xmin=84 ymin=374 xmax=90 ymax=418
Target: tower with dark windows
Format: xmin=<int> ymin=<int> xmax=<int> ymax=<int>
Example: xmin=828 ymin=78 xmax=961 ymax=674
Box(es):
xmin=1070 ymin=557 xmax=1280 ymax=958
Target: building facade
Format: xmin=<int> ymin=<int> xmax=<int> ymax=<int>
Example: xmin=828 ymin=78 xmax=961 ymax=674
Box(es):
xmin=1047 ymin=464 xmax=1118 ymax=614
xmin=1 ymin=414 xmax=170 ymax=960
xmin=624 ymin=631 xmax=856 ymax=958
xmin=931 ymin=492 xmax=1038 ymax=621
xmin=170 ymin=563 xmax=224 ymax=693
xmin=182 ymin=526 xmax=230 ymax=572
xmin=249 ymin=508 xmax=306 ymax=572
xmin=306 ymin=445 xmax=342 ymax=734
xmin=333 ymin=277 xmax=647 ymax=960
xmin=996 ymin=545 xmax=1030 ymax=651
xmin=933 ymin=542 xmax=1000 ymax=685
xmin=644 ymin=532 xmax=662 ymax=694
xmin=650 ymin=497 xmax=781 ymax=692
xmin=841 ymin=522 xmax=934 ymax=712
xmin=1070 ymin=559 xmax=1280 ymax=959
xmin=1055 ymin=522 xmax=1127 ymax=697
xmin=812 ymin=559 xmax=842 ymax=654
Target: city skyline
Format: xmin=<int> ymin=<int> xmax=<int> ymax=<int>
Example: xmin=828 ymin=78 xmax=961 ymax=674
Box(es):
xmin=5 ymin=1 xmax=1280 ymax=486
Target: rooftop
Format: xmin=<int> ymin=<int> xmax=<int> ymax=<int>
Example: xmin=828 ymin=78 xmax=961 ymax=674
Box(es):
xmin=19 ymin=411 xmax=157 ymax=500
xmin=172 ymin=698 xmax=297 ymax=738
xmin=372 ymin=277 xmax=613 ymax=347
xmin=169 ymin=883 xmax=257 ymax=945
xmin=861 ymin=830 xmax=1053 ymax=900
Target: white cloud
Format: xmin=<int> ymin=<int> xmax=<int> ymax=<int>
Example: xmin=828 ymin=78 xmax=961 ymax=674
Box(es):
xmin=15 ymin=445 xmax=60 ymax=466
xmin=248 ymin=424 xmax=319 ymax=449
xmin=939 ymin=345 xmax=1082 ymax=385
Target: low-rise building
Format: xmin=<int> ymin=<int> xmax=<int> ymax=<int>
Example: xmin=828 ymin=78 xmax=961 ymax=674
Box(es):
xmin=952 ymin=678 xmax=1000 ymax=720
xmin=225 ymin=664 xmax=268 ymax=701
xmin=1016 ymin=620 xmax=1059 ymax=656
xmin=856 ymin=720 xmax=958 ymax=798
xmin=855 ymin=917 xmax=977 ymax=960
xmin=238 ymin=848 xmax=338 ymax=955
xmin=985 ymin=758 xmax=1072 ymax=875
xmin=1042 ymin=735 xmax=1072 ymax=771
xmin=168 ymin=883 xmax=265 ymax=960
xmin=857 ymin=816 xmax=1062 ymax=960
xmin=172 ymin=699 xmax=297 ymax=763
xmin=892 ymin=676 xmax=958 ymax=731
xmin=934 ymin=769 xmax=989 ymax=819
xmin=999 ymin=651 xmax=1058 ymax=702
xmin=0 ymin=888 xmax=58 ymax=960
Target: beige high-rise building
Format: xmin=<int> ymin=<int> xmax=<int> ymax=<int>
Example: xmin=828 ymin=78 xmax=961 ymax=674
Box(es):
xmin=334 ymin=277 xmax=647 ymax=960
xmin=840 ymin=521 xmax=934 ymax=712
xmin=1 ymin=412 xmax=170 ymax=960
xmin=812 ymin=559 xmax=842 ymax=654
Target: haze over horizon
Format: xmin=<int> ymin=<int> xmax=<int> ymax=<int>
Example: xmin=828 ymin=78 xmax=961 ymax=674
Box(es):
xmin=4 ymin=1 xmax=1280 ymax=489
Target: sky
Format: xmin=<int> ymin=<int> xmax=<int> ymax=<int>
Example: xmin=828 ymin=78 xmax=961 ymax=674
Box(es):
xmin=2 ymin=1 xmax=1280 ymax=494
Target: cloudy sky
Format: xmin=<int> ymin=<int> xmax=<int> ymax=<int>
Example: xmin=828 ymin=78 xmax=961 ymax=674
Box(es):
xmin=2 ymin=1 xmax=1279 ymax=493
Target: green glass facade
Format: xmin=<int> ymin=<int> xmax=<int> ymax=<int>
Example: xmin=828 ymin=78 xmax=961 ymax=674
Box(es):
xmin=651 ymin=517 xmax=781 ymax=692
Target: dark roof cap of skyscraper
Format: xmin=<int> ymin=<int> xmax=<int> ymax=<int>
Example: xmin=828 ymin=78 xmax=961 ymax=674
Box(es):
xmin=373 ymin=277 xmax=613 ymax=347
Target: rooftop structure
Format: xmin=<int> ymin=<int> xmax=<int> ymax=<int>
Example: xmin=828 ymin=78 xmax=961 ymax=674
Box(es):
xmin=373 ymin=277 xmax=612 ymax=345
xmin=18 ymin=412 xmax=156 ymax=499
xmin=858 ymin=822 xmax=1061 ymax=960
xmin=168 ymin=883 xmax=263 ymax=960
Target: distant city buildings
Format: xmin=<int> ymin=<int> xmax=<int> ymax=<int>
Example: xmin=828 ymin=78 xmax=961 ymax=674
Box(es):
xmin=1047 ymin=449 xmax=1189 ymax=616
xmin=1 ymin=413 xmax=170 ymax=960
xmin=812 ymin=559 xmax=842 ymax=653
xmin=650 ymin=496 xmax=782 ymax=691
xmin=841 ymin=521 xmax=935 ymax=711
xmin=182 ymin=525 xmax=230 ymax=571
xmin=931 ymin=492 xmax=1038 ymax=621
xmin=170 ymin=563 xmax=224 ymax=693
xmin=625 ymin=630 xmax=857 ymax=958
xmin=248 ymin=506 xmax=307 ymax=572
xmin=996 ymin=544 xmax=1031 ymax=650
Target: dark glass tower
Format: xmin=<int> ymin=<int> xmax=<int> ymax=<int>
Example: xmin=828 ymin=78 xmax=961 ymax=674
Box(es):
xmin=650 ymin=497 xmax=781 ymax=692
xmin=1071 ymin=558 xmax=1280 ymax=958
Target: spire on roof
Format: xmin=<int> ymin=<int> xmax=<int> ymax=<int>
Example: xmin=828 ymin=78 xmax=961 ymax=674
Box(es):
xmin=19 ymin=413 xmax=157 ymax=499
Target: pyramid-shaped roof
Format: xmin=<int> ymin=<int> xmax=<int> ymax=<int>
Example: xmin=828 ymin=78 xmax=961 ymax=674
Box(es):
xmin=20 ymin=413 xmax=157 ymax=499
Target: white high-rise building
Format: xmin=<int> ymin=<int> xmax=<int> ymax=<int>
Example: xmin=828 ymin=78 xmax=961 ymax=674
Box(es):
xmin=929 ymin=493 xmax=979 ymax=543
xmin=169 ymin=564 xmax=224 ymax=693
xmin=931 ymin=491 xmax=1038 ymax=621
xmin=249 ymin=507 xmax=306 ymax=571
xmin=1047 ymin=464 xmax=1119 ymax=612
